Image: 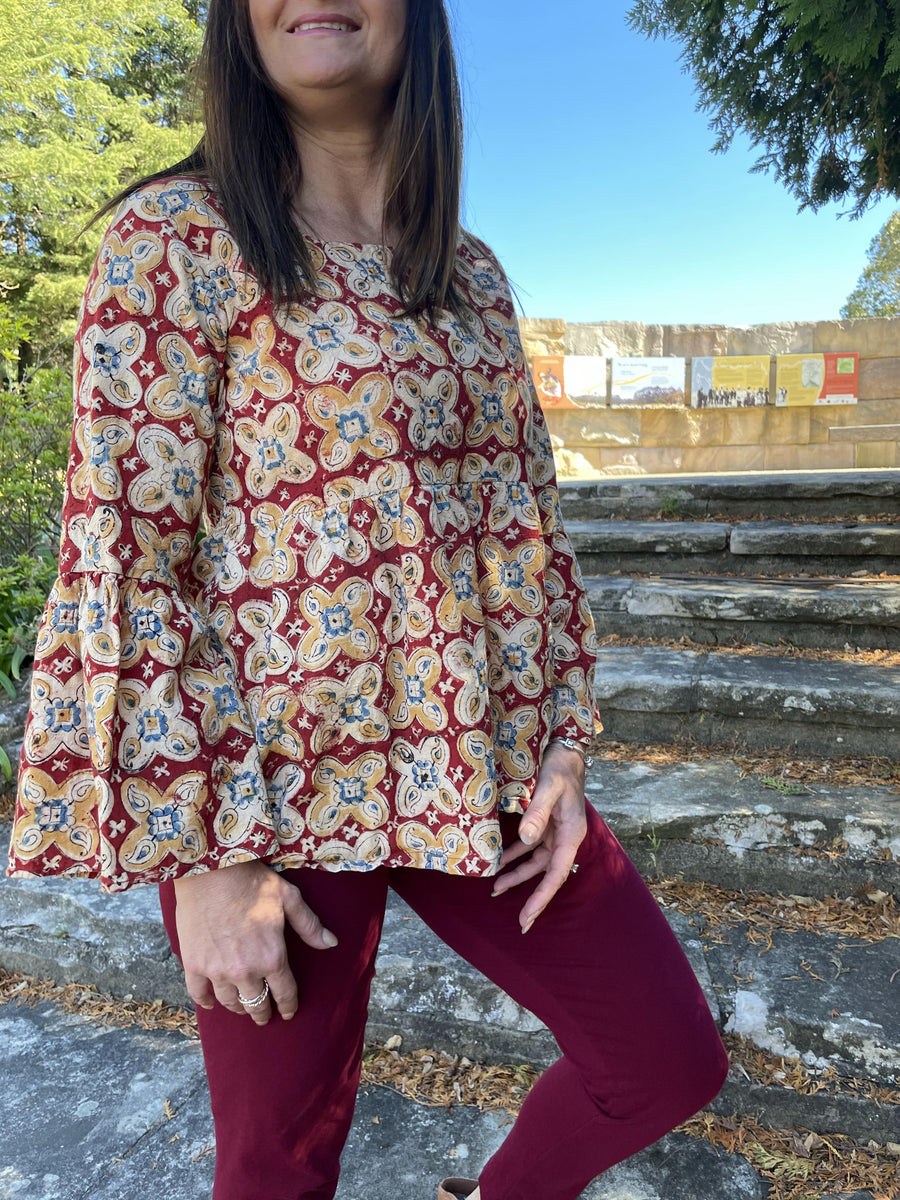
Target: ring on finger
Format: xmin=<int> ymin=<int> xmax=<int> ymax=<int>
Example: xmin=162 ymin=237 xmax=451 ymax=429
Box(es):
xmin=237 ymin=980 xmax=270 ymax=1009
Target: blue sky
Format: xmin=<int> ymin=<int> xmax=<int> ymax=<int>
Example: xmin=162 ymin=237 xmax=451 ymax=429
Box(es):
xmin=450 ymin=1 xmax=897 ymax=327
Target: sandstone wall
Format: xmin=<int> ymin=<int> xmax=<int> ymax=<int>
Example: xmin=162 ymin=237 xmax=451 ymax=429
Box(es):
xmin=519 ymin=317 xmax=900 ymax=478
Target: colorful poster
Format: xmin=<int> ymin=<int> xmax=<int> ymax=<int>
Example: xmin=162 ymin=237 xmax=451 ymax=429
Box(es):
xmin=531 ymin=354 xmax=571 ymax=409
xmin=563 ymin=355 xmax=608 ymax=407
xmin=610 ymin=357 xmax=686 ymax=406
xmin=691 ymin=356 xmax=770 ymax=408
xmin=775 ymin=353 xmax=859 ymax=406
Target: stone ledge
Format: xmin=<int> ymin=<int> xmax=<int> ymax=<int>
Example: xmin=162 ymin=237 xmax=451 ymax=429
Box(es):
xmin=729 ymin=521 xmax=900 ymax=557
xmin=565 ymin=519 xmax=729 ymax=554
xmin=829 ymin=423 xmax=900 ymax=443
xmin=592 ymin=646 xmax=900 ymax=756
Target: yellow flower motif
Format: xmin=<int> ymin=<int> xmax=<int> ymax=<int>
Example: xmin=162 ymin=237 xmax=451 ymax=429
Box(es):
xmin=117 ymin=671 xmax=200 ymax=772
xmin=30 ymin=577 xmax=84 ymax=662
xmin=237 ymin=590 xmax=294 ymax=684
xmin=307 ymin=372 xmax=400 ymax=469
xmin=253 ymin=686 xmax=306 ymax=763
xmin=431 ymin=543 xmax=483 ymax=633
xmin=434 ymin=308 xmax=503 ymax=369
xmin=190 ymin=508 xmax=246 ymax=594
xmin=442 ymin=630 xmax=490 ymax=727
xmin=85 ymin=226 xmax=164 ymax=316
xmin=394 ymin=369 xmax=463 ymax=450
xmin=485 ymin=616 xmax=544 ymax=698
xmin=488 ymin=699 xmax=538 ymax=781
xmin=299 ymin=662 xmax=389 ymax=756
xmin=314 ymin=829 xmax=391 ymax=870
xmin=481 ymin=308 xmax=526 ymax=370
xmin=468 ymin=818 xmax=503 ymax=867
xmin=457 ymin=729 xmax=499 ymax=816
xmin=478 ymin=535 xmax=546 ymax=616
xmin=363 ymin=461 xmax=425 ymax=552
xmin=164 ymin=229 xmax=255 ymax=348
xmin=265 ymin=761 xmax=308 ymax=842
xmin=119 ymin=771 xmax=209 ymax=871
xmin=309 ymin=752 xmax=390 ymax=835
xmin=118 ymin=586 xmax=189 ymax=673
xmin=373 ymin=553 xmax=433 ymax=644
xmin=128 ymin=424 xmax=208 ymax=523
xmin=396 ymin=821 xmax=469 ymax=872
xmin=234 ymin=402 xmax=317 ymax=499
xmin=23 ymin=673 xmax=92 ymax=764
xmin=247 ymin=501 xmax=300 ymax=589
xmin=385 ymin=647 xmax=447 ymax=731
xmin=293 ymin=476 xmax=370 ymax=576
xmin=146 ymin=333 xmax=218 ymax=437
xmin=181 ymin=658 xmax=256 ymax=746
xmin=294 ymin=579 xmax=377 ymax=670
xmin=212 ymin=747 xmax=273 ymax=849
xmin=463 ymin=370 xmax=520 ymax=447
xmin=77 ymin=322 xmax=146 ymax=410
xmin=226 ymin=315 xmax=293 ymax=406
xmin=390 ymin=736 xmax=461 ymax=818
xmin=359 ymin=300 xmax=447 ymax=365
xmin=416 ymin=459 xmax=470 ymax=537
xmin=286 ymin=299 xmax=380 ymax=384
xmin=11 ymin=768 xmax=100 ymax=864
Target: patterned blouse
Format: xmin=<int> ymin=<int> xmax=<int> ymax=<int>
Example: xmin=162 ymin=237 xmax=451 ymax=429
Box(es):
xmin=6 ymin=179 xmax=601 ymax=893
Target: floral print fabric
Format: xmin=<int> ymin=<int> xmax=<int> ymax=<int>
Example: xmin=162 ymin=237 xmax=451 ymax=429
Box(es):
xmin=7 ymin=179 xmax=601 ymax=893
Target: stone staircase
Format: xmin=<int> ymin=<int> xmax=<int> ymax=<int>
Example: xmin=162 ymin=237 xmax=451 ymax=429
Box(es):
xmin=1 ymin=467 xmax=899 ymax=1199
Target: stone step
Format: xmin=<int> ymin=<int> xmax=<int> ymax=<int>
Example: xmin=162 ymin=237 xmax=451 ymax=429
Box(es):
xmin=586 ymin=758 xmax=900 ymax=900
xmin=586 ymin=574 xmax=900 ymax=649
xmin=0 ymin=997 xmax=769 ymax=1200
xmin=592 ymin=645 xmax=900 ymax=758
xmin=558 ymin=468 xmax=900 ymax=521
xmin=566 ymin=518 xmax=900 ymax=576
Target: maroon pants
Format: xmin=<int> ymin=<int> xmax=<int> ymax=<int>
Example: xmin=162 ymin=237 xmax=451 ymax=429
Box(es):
xmin=159 ymin=805 xmax=728 ymax=1200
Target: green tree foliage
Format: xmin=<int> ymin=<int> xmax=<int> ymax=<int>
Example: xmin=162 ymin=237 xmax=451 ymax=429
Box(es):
xmin=842 ymin=210 xmax=900 ymax=317
xmin=627 ymin=0 xmax=900 ymax=215
xmin=0 ymin=0 xmax=203 ymax=365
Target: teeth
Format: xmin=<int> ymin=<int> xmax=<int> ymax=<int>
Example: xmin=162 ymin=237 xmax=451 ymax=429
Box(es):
xmin=295 ymin=20 xmax=355 ymax=31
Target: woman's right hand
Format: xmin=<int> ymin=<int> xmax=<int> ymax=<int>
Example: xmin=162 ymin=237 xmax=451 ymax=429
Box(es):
xmin=173 ymin=860 xmax=338 ymax=1026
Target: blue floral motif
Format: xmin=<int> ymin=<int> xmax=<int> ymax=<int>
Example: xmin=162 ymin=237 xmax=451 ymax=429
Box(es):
xmin=131 ymin=607 xmax=163 ymax=642
xmin=321 ymin=604 xmax=352 ymax=638
xmin=375 ymin=490 xmax=403 ymax=520
xmin=137 ymin=705 xmax=169 ymax=743
xmin=179 ymin=369 xmax=209 ymax=405
xmin=47 ymin=697 xmax=82 ymax=733
xmin=83 ymin=601 xmax=106 ymax=634
xmin=337 ymin=408 xmax=370 ymax=442
xmin=212 ymin=683 xmax=240 ymax=719
xmin=499 ymin=562 xmax=525 ymax=590
xmin=322 ymin=507 xmax=348 ymax=541
xmin=501 ymin=643 xmax=526 ymax=674
xmin=450 ymin=569 xmax=474 ymax=601
xmin=337 ymin=775 xmax=366 ymax=806
xmin=156 ymin=188 xmax=192 ymax=216
xmin=224 ymin=771 xmax=261 ymax=808
xmin=37 ymin=801 xmax=69 ymax=831
xmin=50 ymin=601 xmax=79 ymax=636
xmin=496 ymin=720 xmax=518 ymax=751
xmin=425 ymin=847 xmax=448 ymax=870
xmin=405 ymin=676 xmax=425 ymax=704
xmin=171 ymin=464 xmax=199 ymax=503
xmin=340 ymin=694 xmax=372 ymax=724
xmin=411 ymin=757 xmax=438 ymax=790
xmin=191 ymin=277 xmax=219 ymax=315
xmin=210 ymin=265 xmax=237 ymax=302
xmin=105 ymin=256 xmax=134 ymax=287
xmin=93 ymin=342 xmax=122 ymax=376
xmin=256 ymin=437 xmax=286 ymax=471
xmin=480 ymin=393 xmax=503 ymax=423
xmin=309 ymin=321 xmax=343 ymax=351
xmin=148 ymin=805 xmax=184 ymax=841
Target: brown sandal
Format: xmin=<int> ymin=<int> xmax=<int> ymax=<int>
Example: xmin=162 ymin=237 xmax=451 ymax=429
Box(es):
xmin=437 ymin=1179 xmax=479 ymax=1200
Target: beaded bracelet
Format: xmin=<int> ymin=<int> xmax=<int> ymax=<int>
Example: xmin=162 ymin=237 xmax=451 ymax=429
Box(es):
xmin=547 ymin=736 xmax=594 ymax=769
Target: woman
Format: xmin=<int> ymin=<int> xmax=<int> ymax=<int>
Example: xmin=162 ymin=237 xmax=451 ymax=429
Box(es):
xmin=7 ymin=2 xmax=728 ymax=1197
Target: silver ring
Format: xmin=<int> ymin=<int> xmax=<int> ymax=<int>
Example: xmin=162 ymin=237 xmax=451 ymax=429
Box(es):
xmin=238 ymin=981 xmax=269 ymax=1009
xmin=570 ymin=863 xmax=579 ymax=875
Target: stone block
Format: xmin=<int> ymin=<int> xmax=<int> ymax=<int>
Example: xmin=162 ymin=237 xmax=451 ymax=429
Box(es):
xmin=566 ymin=321 xmax=665 ymax=357
xmin=519 ymin=317 xmax=567 ymax=357
xmin=855 ymin=441 xmax=899 ymax=468
xmin=760 ymin=407 xmax=811 ymax=445
xmin=663 ymin=324 xmax=729 ymax=358
xmin=858 ymin=356 xmax=900 ymax=401
xmin=813 ymin=317 xmax=900 ymax=357
xmin=727 ymin=322 xmax=815 ymax=356
xmin=829 ymin=423 xmax=900 ymax=443
xmin=552 ymin=446 xmax=602 ymax=480
xmin=857 ymin=397 xmax=900 ymax=423
xmin=597 ymin=446 xmax=684 ymax=476
xmin=547 ymin=406 xmax=642 ymax=448
xmin=680 ymin=444 xmax=766 ymax=473
xmin=722 ymin=407 xmax=768 ymax=446
xmin=640 ymin=406 xmax=726 ymax=448
xmin=763 ymin=443 xmax=855 ymax=471
xmin=809 ymin=403 xmax=861 ymax=443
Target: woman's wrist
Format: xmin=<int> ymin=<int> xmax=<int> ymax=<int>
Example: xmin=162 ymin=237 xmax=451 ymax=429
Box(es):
xmin=546 ymin=737 xmax=594 ymax=769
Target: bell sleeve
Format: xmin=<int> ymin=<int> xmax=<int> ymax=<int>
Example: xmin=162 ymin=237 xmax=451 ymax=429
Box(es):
xmin=6 ymin=192 xmax=273 ymax=892
xmin=524 ymin=374 xmax=604 ymax=747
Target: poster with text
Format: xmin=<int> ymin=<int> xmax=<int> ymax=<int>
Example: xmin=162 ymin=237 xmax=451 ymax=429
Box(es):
xmin=531 ymin=354 xmax=572 ymax=409
xmin=775 ymin=353 xmax=859 ymax=406
xmin=691 ymin=356 xmax=770 ymax=408
xmin=610 ymin=357 xmax=686 ymax=406
xmin=563 ymin=355 xmax=608 ymax=406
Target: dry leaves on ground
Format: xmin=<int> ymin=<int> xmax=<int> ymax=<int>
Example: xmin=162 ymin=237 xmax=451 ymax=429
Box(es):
xmin=651 ymin=876 xmax=900 ymax=947
xmin=597 ymin=632 xmax=900 ymax=670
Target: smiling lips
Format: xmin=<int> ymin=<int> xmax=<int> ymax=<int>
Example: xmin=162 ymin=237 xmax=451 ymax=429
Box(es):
xmin=288 ymin=14 xmax=360 ymax=33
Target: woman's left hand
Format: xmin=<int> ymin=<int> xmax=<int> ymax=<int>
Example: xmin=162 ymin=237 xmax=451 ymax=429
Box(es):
xmin=491 ymin=742 xmax=588 ymax=933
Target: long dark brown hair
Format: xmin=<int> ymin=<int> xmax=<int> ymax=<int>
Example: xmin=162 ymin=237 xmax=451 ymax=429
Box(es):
xmin=93 ymin=0 xmax=465 ymax=317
